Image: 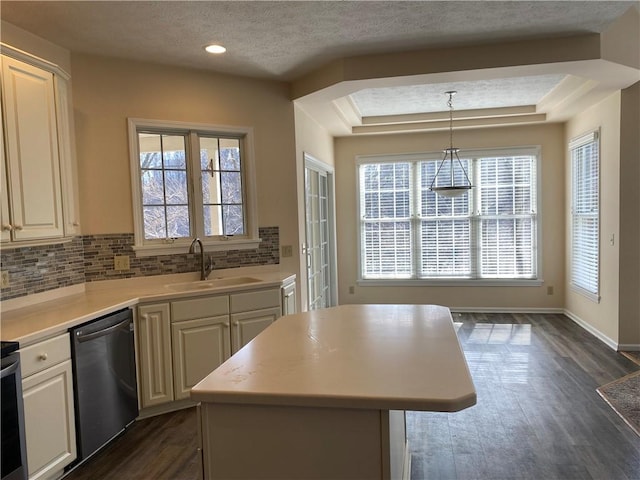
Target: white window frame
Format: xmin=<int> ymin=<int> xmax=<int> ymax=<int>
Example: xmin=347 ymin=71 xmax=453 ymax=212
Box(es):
xmin=356 ymin=147 xmax=542 ymax=286
xmin=569 ymin=129 xmax=600 ymax=302
xmin=128 ymin=118 xmax=260 ymax=256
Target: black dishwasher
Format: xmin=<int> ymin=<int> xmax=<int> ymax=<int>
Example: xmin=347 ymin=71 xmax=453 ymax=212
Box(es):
xmin=69 ymin=308 xmax=138 ymax=464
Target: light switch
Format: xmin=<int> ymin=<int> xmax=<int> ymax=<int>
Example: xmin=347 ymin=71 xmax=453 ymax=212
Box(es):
xmin=609 ymin=233 xmax=615 ymax=246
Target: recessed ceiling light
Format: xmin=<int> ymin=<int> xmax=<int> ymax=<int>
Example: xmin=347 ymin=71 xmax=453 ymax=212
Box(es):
xmin=205 ymin=44 xmax=226 ymax=54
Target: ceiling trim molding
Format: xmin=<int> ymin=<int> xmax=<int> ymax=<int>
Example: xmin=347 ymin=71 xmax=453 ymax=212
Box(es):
xmin=361 ymin=105 xmax=538 ymax=126
xmin=352 ymin=113 xmax=548 ymax=135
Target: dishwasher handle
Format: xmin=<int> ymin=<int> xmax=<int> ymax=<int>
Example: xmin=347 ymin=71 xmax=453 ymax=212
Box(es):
xmin=75 ymin=317 xmax=131 ymax=343
xmin=0 ymin=356 xmax=20 ymax=379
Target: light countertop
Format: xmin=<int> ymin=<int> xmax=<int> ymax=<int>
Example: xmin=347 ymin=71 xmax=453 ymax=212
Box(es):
xmin=191 ymin=304 xmax=476 ymax=412
xmin=0 ymin=266 xmax=295 ymax=346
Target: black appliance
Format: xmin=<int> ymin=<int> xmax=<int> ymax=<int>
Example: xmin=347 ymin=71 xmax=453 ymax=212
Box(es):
xmin=1 ymin=340 xmax=28 ymax=480
xmin=69 ymin=308 xmax=138 ymax=464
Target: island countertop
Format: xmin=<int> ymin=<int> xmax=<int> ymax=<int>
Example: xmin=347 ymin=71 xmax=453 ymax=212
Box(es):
xmin=191 ymin=304 xmax=476 ymax=412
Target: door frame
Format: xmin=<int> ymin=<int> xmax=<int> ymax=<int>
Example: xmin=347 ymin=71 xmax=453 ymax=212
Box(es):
xmin=303 ymin=152 xmax=338 ymax=309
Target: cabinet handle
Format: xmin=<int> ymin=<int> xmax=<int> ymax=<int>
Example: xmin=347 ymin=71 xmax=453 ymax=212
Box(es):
xmin=1 ymin=224 xmax=12 ymax=231
xmin=13 ymin=225 xmax=23 ymax=231
xmin=72 ymin=222 xmax=80 ymax=227
xmin=38 ymin=353 xmax=48 ymax=361
xmin=142 ymin=314 xmax=149 ymax=321
xmin=233 ymin=321 xmax=239 ymax=326
xmin=223 ymin=323 xmax=229 ymax=329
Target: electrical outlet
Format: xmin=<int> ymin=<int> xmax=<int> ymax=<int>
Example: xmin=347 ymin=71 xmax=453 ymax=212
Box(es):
xmin=281 ymin=245 xmax=293 ymax=257
xmin=547 ymin=286 xmax=554 ymax=295
xmin=1 ymin=270 xmax=9 ymax=288
xmin=348 ymin=285 xmax=355 ymax=294
xmin=114 ymin=255 xmax=130 ymax=271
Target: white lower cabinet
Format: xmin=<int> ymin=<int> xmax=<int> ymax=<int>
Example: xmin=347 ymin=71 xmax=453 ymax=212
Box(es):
xmin=20 ymin=334 xmax=76 ymax=480
xmin=136 ymin=287 xmax=283 ymax=412
xmin=230 ymin=307 xmax=281 ymax=354
xmin=230 ymin=288 xmax=281 ymax=354
xmin=281 ymin=281 xmax=297 ymax=316
xmin=172 ymin=316 xmax=231 ymax=401
xmin=171 ymin=295 xmax=231 ymax=401
xmin=136 ymin=303 xmax=173 ymax=408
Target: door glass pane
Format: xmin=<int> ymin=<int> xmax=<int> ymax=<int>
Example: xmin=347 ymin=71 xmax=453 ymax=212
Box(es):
xmin=306 ymin=167 xmax=332 ymax=310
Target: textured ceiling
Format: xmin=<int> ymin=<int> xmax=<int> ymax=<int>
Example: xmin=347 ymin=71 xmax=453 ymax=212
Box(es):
xmin=1 ymin=1 xmax=637 ymax=128
xmin=350 ymin=74 xmax=568 ymax=117
xmin=0 ymin=1 xmax=636 ymax=81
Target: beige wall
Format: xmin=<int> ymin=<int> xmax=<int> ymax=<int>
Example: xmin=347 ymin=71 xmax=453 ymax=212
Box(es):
xmin=618 ymin=82 xmax=640 ymax=346
xmin=293 ymin=104 xmax=335 ymax=310
xmin=70 ymin=53 xmax=300 ymax=274
xmin=334 ymin=123 xmax=565 ymax=310
xmin=565 ymin=91 xmax=621 ymax=344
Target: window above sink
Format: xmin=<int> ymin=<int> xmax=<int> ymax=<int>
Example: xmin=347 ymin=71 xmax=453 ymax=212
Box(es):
xmin=127 ymin=119 xmax=260 ymax=256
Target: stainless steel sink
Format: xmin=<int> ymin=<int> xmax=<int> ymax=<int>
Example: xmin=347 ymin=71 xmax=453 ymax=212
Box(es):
xmin=165 ymin=276 xmax=263 ymax=292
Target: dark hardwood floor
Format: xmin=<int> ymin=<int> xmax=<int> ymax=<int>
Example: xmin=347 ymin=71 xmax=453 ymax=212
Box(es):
xmin=409 ymin=313 xmax=640 ymax=480
xmin=63 ymin=407 xmax=199 ymax=480
xmin=64 ymin=313 xmax=640 ymax=480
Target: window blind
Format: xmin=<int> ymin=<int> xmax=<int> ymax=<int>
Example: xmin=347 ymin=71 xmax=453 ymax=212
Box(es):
xmin=570 ymin=131 xmax=599 ymax=297
xmin=358 ymin=149 xmax=538 ymax=281
xmin=479 ymin=156 xmax=537 ymax=278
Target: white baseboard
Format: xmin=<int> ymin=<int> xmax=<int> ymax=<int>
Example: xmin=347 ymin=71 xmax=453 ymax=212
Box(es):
xmin=563 ymin=309 xmax=619 ymax=351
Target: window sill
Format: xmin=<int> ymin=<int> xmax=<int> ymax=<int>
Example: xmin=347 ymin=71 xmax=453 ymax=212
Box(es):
xmin=570 ymin=284 xmax=600 ymax=303
xmin=357 ymin=278 xmax=544 ymax=287
xmin=133 ymin=238 xmax=262 ymax=257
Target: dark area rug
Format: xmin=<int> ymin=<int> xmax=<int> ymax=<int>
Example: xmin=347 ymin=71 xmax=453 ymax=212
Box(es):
xmin=597 ymin=370 xmax=640 ymax=437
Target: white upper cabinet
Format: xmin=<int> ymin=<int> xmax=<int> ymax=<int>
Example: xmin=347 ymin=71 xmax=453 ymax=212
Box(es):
xmin=1 ymin=54 xmax=64 ymax=241
xmin=1 ymin=47 xmax=79 ymax=244
xmin=54 ymin=74 xmax=81 ymax=236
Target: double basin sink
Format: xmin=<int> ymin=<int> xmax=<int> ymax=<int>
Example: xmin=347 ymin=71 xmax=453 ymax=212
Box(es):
xmin=164 ymin=276 xmax=263 ymax=292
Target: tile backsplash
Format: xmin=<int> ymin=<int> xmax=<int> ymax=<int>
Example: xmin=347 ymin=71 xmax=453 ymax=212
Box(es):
xmin=0 ymin=227 xmax=279 ymax=302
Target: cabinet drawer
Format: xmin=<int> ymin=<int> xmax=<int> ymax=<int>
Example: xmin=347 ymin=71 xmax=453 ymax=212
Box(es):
xmin=230 ymin=289 xmax=281 ymax=313
xmin=20 ymin=333 xmax=70 ymax=378
xmin=172 ymin=295 xmax=229 ymax=322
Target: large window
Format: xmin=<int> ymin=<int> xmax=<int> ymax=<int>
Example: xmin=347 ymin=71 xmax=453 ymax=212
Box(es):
xmin=570 ymin=130 xmax=600 ymax=300
xmin=358 ymin=148 xmax=539 ymax=283
xmin=128 ymin=119 xmax=258 ymax=255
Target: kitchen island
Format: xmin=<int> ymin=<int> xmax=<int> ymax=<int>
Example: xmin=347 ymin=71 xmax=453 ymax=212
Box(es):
xmin=191 ymin=304 xmax=476 ymax=480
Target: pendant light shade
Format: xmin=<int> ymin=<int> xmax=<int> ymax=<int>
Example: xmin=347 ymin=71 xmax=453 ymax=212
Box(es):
xmin=429 ymin=91 xmax=472 ymax=197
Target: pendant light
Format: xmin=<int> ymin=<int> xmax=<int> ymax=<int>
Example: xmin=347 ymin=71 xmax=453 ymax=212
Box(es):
xmin=429 ymin=91 xmax=472 ymax=197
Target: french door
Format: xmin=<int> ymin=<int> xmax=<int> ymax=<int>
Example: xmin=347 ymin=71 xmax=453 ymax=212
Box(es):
xmin=304 ymin=154 xmax=336 ymax=310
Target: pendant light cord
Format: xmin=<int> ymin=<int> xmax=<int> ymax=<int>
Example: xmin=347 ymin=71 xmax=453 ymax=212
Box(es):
xmin=448 ymin=92 xmax=454 ymax=151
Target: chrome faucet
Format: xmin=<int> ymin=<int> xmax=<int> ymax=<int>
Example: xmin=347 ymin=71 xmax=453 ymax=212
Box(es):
xmin=188 ymin=237 xmax=213 ymax=281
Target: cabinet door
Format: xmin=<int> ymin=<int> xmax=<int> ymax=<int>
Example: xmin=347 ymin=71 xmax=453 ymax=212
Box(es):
xmin=1 ymin=55 xmax=63 ymax=240
xmin=172 ymin=315 xmax=231 ymax=401
xmin=0 ymin=122 xmax=10 ymax=242
xmin=136 ymin=303 xmax=173 ymax=408
xmin=54 ymin=74 xmax=80 ymax=236
xmin=22 ymin=359 xmax=76 ymax=480
xmin=230 ymin=307 xmax=281 ymax=354
xmin=282 ymin=282 xmax=297 ymax=316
